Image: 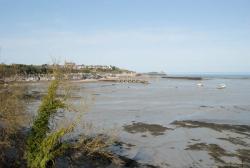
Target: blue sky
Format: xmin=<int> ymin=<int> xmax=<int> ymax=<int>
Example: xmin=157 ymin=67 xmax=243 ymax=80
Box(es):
xmin=0 ymin=0 xmax=250 ymax=73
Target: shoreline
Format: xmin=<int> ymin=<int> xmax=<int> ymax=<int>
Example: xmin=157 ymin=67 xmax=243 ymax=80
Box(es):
xmin=12 ymin=77 xmax=150 ymax=84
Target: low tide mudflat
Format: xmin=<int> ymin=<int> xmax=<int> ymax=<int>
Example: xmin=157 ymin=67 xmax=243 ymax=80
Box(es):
xmin=27 ymin=77 xmax=250 ymax=167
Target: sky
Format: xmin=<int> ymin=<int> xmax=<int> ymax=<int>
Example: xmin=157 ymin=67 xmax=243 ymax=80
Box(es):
xmin=0 ymin=0 xmax=250 ymax=73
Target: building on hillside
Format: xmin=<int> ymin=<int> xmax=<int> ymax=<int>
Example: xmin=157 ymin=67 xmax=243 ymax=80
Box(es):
xmin=77 ymin=64 xmax=86 ymax=69
xmin=79 ymin=65 xmax=112 ymax=70
xmin=64 ymin=62 xmax=77 ymax=69
xmin=64 ymin=63 xmax=114 ymax=70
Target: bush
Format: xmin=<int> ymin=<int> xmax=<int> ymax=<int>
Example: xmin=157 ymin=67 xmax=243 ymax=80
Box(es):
xmin=25 ymin=79 xmax=70 ymax=168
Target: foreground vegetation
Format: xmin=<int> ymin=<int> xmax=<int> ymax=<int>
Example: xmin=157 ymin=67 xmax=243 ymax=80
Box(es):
xmin=0 ymin=82 xmax=29 ymax=167
xmin=0 ymin=66 xmax=120 ymax=168
xmin=25 ymin=78 xmax=68 ymax=167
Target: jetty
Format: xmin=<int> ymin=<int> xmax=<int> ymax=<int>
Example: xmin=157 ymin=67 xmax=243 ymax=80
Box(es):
xmin=162 ymin=76 xmax=202 ymax=80
xmin=99 ymin=78 xmax=149 ymax=84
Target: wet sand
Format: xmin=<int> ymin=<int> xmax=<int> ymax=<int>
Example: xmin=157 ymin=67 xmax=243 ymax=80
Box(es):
xmin=27 ymin=77 xmax=250 ymax=167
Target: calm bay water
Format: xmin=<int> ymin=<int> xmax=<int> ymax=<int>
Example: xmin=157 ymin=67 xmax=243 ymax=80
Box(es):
xmin=82 ymin=77 xmax=250 ymax=126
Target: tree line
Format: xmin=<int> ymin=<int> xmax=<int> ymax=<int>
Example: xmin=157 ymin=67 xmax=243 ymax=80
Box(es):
xmin=0 ymin=64 xmax=53 ymax=78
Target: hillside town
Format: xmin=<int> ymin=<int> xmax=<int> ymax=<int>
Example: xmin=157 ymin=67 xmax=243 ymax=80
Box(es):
xmin=0 ymin=62 xmax=140 ymax=83
xmin=64 ymin=62 xmax=114 ymax=70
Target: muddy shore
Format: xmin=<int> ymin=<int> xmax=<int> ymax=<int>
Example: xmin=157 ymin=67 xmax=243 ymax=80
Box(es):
xmin=19 ymin=77 xmax=250 ymax=167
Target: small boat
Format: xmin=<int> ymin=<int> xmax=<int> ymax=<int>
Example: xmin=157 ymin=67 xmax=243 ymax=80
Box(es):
xmin=197 ymin=83 xmax=203 ymax=87
xmin=217 ymin=84 xmax=226 ymax=89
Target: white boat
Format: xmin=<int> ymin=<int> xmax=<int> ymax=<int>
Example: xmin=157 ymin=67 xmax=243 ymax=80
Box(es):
xmin=217 ymin=84 xmax=226 ymax=89
xmin=197 ymin=83 xmax=203 ymax=87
